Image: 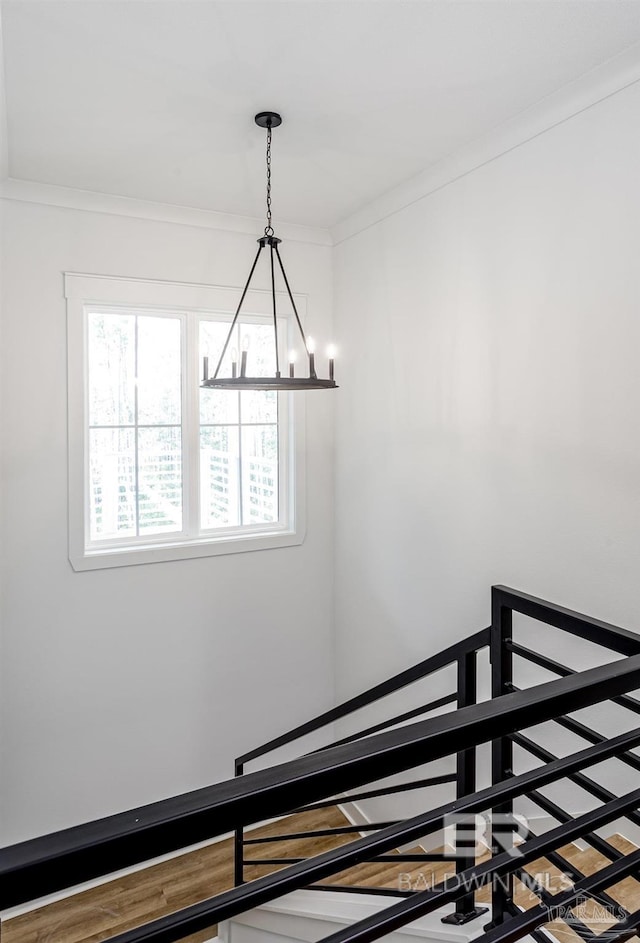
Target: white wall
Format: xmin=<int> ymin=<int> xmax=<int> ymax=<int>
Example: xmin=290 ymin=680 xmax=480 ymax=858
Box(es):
xmin=5 ymin=63 xmax=640 ymax=852
xmin=0 ymin=199 xmax=334 ymax=845
xmin=333 ymin=79 xmax=640 ymax=733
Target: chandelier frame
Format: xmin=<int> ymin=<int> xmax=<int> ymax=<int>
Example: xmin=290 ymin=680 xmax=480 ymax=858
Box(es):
xmin=201 ymin=113 xmax=338 ymax=393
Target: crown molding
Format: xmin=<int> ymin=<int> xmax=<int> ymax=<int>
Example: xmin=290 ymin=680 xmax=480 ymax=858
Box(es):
xmin=331 ymin=41 xmax=640 ymax=246
xmin=3 ymin=40 xmax=640 ymax=249
xmin=0 ymin=178 xmax=333 ymax=247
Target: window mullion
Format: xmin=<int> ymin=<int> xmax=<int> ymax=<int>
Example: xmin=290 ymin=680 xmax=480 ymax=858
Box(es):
xmin=134 ymin=315 xmax=140 ymax=537
xmin=184 ymin=313 xmax=200 ymax=537
xmin=237 ymin=378 xmax=244 ymax=526
xmin=278 ymin=317 xmax=290 ymax=529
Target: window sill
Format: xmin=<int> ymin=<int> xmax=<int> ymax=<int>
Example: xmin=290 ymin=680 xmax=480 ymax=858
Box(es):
xmin=69 ymin=528 xmax=304 ymax=571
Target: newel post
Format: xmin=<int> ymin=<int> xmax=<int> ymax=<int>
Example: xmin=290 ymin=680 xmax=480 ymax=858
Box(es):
xmin=442 ymin=648 xmax=489 ymax=925
xmin=487 ymin=585 xmax=514 ymax=927
xmin=234 ymin=760 xmax=245 ymax=887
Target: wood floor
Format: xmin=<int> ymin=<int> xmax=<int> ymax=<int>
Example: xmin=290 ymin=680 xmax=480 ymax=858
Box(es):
xmin=2 ymin=809 xmax=351 ymax=943
xmin=3 ymin=808 xmax=640 ymax=943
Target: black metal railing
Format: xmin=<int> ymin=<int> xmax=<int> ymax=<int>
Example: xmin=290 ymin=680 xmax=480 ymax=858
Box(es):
xmin=234 ymin=625 xmax=490 ymax=920
xmin=2 ymin=586 xmax=640 ymax=943
xmin=487 ymin=585 xmax=640 ymax=934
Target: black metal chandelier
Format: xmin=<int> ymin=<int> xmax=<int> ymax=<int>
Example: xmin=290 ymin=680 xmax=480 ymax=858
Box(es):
xmin=201 ymin=112 xmax=338 ymax=392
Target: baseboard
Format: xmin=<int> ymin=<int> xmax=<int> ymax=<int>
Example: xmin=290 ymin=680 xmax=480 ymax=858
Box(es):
xmin=338 ymin=799 xmax=371 ymax=832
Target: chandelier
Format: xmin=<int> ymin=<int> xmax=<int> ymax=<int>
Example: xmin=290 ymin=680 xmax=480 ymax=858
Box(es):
xmin=201 ymin=112 xmax=338 ymax=391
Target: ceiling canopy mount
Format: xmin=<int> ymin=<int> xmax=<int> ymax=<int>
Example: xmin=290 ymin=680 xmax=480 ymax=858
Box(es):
xmin=254 ymin=111 xmax=282 ymax=129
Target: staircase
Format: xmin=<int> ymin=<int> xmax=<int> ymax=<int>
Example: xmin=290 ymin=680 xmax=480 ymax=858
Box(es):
xmin=3 ymin=586 xmax=640 ymax=943
xmin=237 ymin=816 xmax=640 ymax=943
xmin=6 ymin=810 xmax=640 ymax=943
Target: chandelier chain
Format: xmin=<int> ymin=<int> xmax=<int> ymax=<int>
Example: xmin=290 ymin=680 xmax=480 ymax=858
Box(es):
xmin=264 ymin=124 xmax=274 ymax=236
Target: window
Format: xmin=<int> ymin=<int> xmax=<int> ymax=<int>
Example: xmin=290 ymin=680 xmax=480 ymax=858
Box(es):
xmin=66 ymin=274 xmax=305 ymax=570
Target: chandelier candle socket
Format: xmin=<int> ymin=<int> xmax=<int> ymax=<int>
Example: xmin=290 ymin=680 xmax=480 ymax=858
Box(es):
xmin=201 ymin=112 xmax=338 ymax=392
xmin=327 ymin=345 xmax=336 ymax=382
xmin=240 ymin=336 xmax=249 ymax=377
xmin=307 ymin=337 xmax=316 ymax=378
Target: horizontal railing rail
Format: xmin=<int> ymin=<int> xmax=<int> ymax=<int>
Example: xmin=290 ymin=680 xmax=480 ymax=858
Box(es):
xmin=311 ymin=691 xmax=459 ymax=753
xmin=4 ymin=654 xmax=640 ymax=910
xmin=493 ymin=585 xmax=640 ymax=656
xmin=297 ymin=771 xmax=457 ymax=812
xmin=236 ymin=626 xmax=490 ymax=765
xmin=509 ymin=682 xmax=640 ymax=771
xmin=512 ymin=730 xmax=640 ymax=836
xmin=506 ymin=640 xmax=640 ymax=714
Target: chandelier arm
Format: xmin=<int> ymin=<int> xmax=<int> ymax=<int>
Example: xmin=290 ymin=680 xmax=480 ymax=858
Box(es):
xmin=212 ymin=245 xmax=264 ymax=379
xmin=269 ymin=244 xmax=281 ymax=378
xmin=274 ymin=244 xmax=310 ymax=352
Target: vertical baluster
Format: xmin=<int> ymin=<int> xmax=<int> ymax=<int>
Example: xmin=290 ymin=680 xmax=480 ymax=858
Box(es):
xmin=234 ymin=760 xmax=244 ymax=886
xmin=442 ymin=649 xmax=488 ymax=924
xmin=487 ymin=587 xmax=514 ymax=927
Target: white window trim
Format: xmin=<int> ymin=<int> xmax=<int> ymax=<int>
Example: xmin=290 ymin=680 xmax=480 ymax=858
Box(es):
xmin=66 ymin=272 xmax=307 ymax=571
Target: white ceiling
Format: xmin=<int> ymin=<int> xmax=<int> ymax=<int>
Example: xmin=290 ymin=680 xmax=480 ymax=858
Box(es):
xmin=3 ymin=0 xmax=640 ymax=229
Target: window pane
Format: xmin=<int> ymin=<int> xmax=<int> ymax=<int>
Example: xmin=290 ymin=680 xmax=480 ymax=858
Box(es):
xmin=89 ymin=428 xmax=136 ymax=540
xmin=200 ymin=427 xmax=240 ymax=529
xmin=200 ymin=320 xmax=239 ymax=424
xmin=241 ymin=425 xmax=278 ymax=525
xmin=241 ymin=390 xmax=277 ymax=424
xmin=138 ymin=427 xmax=183 ymax=534
xmin=200 ymin=390 xmax=239 ymax=425
xmin=137 ymin=316 xmax=181 ymax=425
xmin=201 ymin=319 xmax=233 ymax=365
xmin=88 ymin=312 xmax=135 ymax=426
xmin=238 ymin=322 xmax=277 ymax=377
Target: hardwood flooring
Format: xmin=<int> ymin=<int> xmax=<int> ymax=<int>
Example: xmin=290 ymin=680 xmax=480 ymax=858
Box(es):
xmin=1 ymin=809 xmax=350 ymax=943
xmin=3 ymin=808 xmax=640 ymax=943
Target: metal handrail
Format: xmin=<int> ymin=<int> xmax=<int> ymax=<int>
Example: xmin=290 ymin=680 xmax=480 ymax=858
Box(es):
xmin=4 ymin=654 xmax=640 ymax=910
xmin=493 ymin=585 xmax=640 ymax=656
